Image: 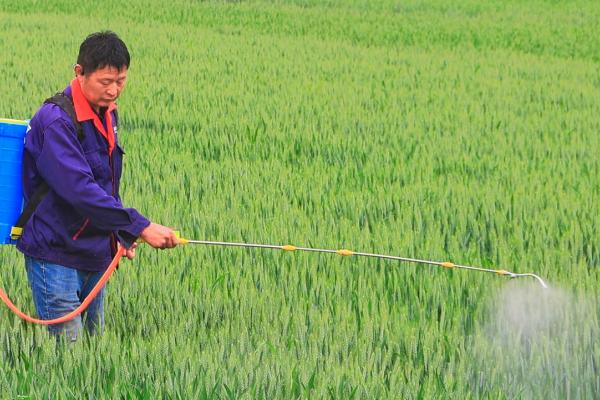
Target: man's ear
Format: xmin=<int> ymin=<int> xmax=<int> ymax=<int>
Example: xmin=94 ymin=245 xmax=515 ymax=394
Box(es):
xmin=74 ymin=64 xmax=84 ymax=77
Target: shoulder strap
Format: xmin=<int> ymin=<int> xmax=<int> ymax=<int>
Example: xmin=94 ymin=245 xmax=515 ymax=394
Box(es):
xmin=10 ymin=183 xmax=50 ymax=240
xmin=44 ymin=92 xmax=84 ymax=141
xmin=10 ymin=93 xmax=84 ymax=240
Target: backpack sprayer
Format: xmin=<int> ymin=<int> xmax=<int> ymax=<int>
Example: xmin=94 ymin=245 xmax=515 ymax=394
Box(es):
xmin=0 ymin=118 xmax=29 ymax=245
xmin=0 ymin=118 xmax=548 ymax=326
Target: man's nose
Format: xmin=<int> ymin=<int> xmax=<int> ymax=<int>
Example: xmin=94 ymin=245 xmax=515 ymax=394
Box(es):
xmin=107 ymin=83 xmax=118 ymax=97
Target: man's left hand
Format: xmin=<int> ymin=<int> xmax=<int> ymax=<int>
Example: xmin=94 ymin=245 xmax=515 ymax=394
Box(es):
xmin=125 ymin=242 xmax=138 ymax=260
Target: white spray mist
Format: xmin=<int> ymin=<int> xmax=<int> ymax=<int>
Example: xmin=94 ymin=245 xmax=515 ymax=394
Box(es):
xmin=470 ymin=281 xmax=600 ymax=399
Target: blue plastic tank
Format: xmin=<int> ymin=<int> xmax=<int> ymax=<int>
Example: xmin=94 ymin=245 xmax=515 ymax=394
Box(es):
xmin=0 ymin=118 xmax=28 ymax=244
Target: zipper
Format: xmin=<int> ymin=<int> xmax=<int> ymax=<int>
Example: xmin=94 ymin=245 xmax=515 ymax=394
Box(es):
xmin=109 ymin=142 xmax=117 ymax=256
xmin=72 ymin=218 xmax=90 ymax=240
xmin=109 ymin=145 xmax=116 ymax=196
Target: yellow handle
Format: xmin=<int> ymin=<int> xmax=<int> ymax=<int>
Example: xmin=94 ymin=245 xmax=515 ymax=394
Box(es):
xmin=337 ymin=249 xmax=354 ymax=256
xmin=171 ymin=230 xmax=190 ymax=245
xmin=440 ymin=262 xmax=455 ymax=269
xmin=282 ymin=245 xmax=297 ymax=251
xmin=177 ymin=235 xmax=189 ymax=245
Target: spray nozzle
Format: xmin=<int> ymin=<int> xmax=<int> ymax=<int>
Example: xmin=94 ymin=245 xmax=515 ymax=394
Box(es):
xmin=494 ymin=269 xmax=548 ymax=288
xmin=513 ymin=273 xmax=549 ymax=289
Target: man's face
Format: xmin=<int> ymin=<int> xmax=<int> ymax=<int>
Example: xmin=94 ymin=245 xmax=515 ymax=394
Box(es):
xmin=75 ymin=64 xmax=127 ymax=111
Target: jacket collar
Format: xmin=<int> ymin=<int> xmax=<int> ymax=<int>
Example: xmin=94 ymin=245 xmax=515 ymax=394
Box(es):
xmin=69 ymin=78 xmax=116 ymax=154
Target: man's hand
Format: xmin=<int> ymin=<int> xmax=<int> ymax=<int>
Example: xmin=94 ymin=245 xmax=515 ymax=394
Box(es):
xmin=125 ymin=242 xmax=138 ymax=260
xmin=139 ymin=223 xmax=179 ymax=249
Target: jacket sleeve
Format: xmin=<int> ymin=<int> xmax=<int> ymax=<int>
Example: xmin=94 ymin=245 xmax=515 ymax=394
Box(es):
xmin=35 ymin=118 xmax=150 ymax=248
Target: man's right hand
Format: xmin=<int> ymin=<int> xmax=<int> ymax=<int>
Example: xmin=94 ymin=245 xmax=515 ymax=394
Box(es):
xmin=139 ymin=223 xmax=179 ymax=249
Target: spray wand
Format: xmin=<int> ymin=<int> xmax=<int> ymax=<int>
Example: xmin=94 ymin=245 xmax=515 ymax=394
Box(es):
xmin=175 ymin=236 xmax=549 ymax=289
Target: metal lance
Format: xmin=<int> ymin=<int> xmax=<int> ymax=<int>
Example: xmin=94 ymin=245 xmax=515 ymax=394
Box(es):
xmin=177 ymin=237 xmax=549 ymax=288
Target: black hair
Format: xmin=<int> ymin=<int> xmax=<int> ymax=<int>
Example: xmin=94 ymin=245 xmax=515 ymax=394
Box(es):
xmin=77 ymin=31 xmax=130 ymax=75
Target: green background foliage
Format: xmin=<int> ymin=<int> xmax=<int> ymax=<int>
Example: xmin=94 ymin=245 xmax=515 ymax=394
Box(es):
xmin=0 ymin=1 xmax=599 ymax=398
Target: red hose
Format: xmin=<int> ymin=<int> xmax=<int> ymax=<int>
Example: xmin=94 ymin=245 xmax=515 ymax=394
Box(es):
xmin=0 ymin=246 xmax=125 ymax=325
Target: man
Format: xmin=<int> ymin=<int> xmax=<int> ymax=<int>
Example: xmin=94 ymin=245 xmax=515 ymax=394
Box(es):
xmin=17 ymin=31 xmax=178 ymax=341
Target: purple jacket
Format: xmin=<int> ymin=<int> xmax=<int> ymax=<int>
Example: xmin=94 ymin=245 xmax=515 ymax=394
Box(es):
xmin=16 ymin=84 xmax=150 ymax=271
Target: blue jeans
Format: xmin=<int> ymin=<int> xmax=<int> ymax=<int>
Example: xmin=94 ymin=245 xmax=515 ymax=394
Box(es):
xmin=25 ymin=256 xmax=105 ymax=341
